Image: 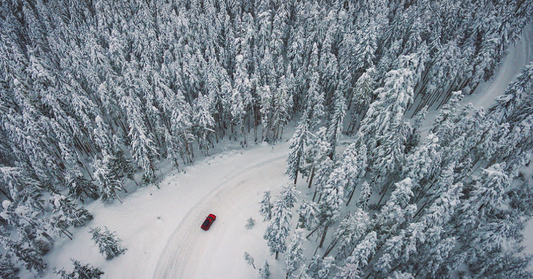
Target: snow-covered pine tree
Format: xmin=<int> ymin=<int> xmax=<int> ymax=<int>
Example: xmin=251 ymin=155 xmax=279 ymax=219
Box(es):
xmin=343 ymin=231 xmax=378 ymax=273
xmin=263 ymin=184 xmax=298 ymax=260
xmin=232 ymin=54 xmax=252 ymax=147
xmin=306 ymin=71 xmax=326 ymax=129
xmin=193 ymin=94 xmax=215 ymax=155
xmin=489 ymin=62 xmax=533 ymax=124
xmin=244 ymin=251 xmax=256 ymax=269
xmin=324 ymin=208 xmax=370 ymax=259
xmin=449 ymin=162 xmax=533 ymax=277
xmin=317 ymin=256 xmax=335 ymax=279
xmin=339 ymin=142 xmax=368 ymax=206
xmin=93 ymin=153 xmax=123 ymax=203
xmin=297 ymin=200 xmax=319 ymax=231
xmin=430 ymin=91 xmax=464 ymax=147
xmin=54 ymin=259 xmax=104 ymax=279
xmin=358 ymin=54 xmax=419 ymax=182
xmin=66 ymin=175 xmax=100 ymax=203
xmin=121 ymin=93 xmax=159 ymax=184
xmin=356 ymin=181 xmax=372 ymax=211
xmin=0 ymin=236 xmax=46 ymax=273
xmin=374 ymin=178 xmax=417 ymax=239
xmin=110 ymin=149 xmax=137 ymax=187
xmin=0 ymin=253 xmax=19 ymax=279
xmin=259 ymin=260 xmax=270 ymax=279
xmin=286 ymin=112 xmax=310 ymax=185
xmin=259 ymin=189 xmax=273 ymax=222
xmin=166 ymin=89 xmax=195 ymax=168
xmin=325 ymin=85 xmax=347 ymax=156
xmin=89 ymin=227 xmax=126 ymax=260
xmin=304 ymin=128 xmax=333 ymax=192
xmin=347 ymin=67 xmax=375 ymax=134
xmin=50 ymin=194 xmax=93 ymax=228
xmin=284 ymin=229 xmax=305 ymax=278
xmin=403 ymin=133 xmax=442 ymax=201
xmin=314 ymin=164 xmax=345 ymax=248
xmin=94 ymin=115 xmax=116 ymax=156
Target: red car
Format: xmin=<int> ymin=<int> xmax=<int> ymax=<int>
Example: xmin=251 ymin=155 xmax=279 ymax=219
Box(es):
xmin=201 ymin=214 xmax=217 ymax=231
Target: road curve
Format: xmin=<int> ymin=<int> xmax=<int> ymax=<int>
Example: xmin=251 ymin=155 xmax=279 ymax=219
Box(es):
xmin=153 ymin=154 xmax=287 ymax=279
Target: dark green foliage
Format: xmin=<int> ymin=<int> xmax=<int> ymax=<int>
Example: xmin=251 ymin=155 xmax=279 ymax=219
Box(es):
xmin=54 ymin=259 xmax=104 ymax=279
xmin=0 ymin=254 xmax=19 ymax=279
xmin=0 ymin=236 xmax=46 ymax=273
xmin=89 ymin=227 xmax=126 ymax=260
xmin=67 ymin=176 xmax=100 ymax=202
xmin=111 ymin=150 xmax=137 ymax=186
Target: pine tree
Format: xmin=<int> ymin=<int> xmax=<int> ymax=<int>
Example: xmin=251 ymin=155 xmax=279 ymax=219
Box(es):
xmin=232 ymin=54 xmax=251 ymax=147
xmin=259 ymin=189 xmax=273 ymax=221
xmin=54 ymin=259 xmax=104 ymax=279
xmin=356 ymin=181 xmax=372 ymax=210
xmin=304 ymin=128 xmax=333 ymax=191
xmin=93 ymin=115 xmax=115 ymax=156
xmin=345 ymin=231 xmax=378 ymax=272
xmin=314 ymin=159 xmax=346 ymax=247
xmin=347 ymin=67 xmax=375 ymax=134
xmin=297 ymin=200 xmax=319 ymax=231
xmin=0 ymin=253 xmax=19 ymax=279
xmin=339 ymin=142 xmax=368 ymax=205
xmin=489 ymin=62 xmax=533 ymax=123
xmin=0 ymin=236 xmax=46 ymax=273
xmin=121 ymin=93 xmax=159 ymax=183
xmin=263 ymin=185 xmax=298 ymax=260
xmin=306 ymin=72 xmax=325 ymax=128
xmin=67 ymin=175 xmax=100 ymax=203
xmin=93 ymin=153 xmax=123 ymax=203
xmin=193 ymin=94 xmax=215 ymax=155
xmin=89 ymin=227 xmax=126 ymax=260
xmin=403 ymin=133 xmax=442 ymax=199
xmin=324 ymin=208 xmax=370 ymax=259
xmin=51 ymin=195 xmax=93 ymax=227
xmin=317 ymin=256 xmax=335 ymax=279
xmin=244 ymin=252 xmax=256 ymax=269
xmin=358 ymin=54 xmax=419 ymax=179
xmin=285 ymin=229 xmax=306 ymax=278
xmin=259 ymin=260 xmax=270 ymax=279
xmin=374 ymin=178 xmax=417 ymax=238
xmin=286 ymin=112 xmax=310 ymax=185
xmin=326 ymin=86 xmax=347 ymax=155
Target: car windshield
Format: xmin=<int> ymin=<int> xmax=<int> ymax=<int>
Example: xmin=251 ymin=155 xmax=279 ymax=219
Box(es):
xmin=202 ymin=219 xmax=211 ymax=227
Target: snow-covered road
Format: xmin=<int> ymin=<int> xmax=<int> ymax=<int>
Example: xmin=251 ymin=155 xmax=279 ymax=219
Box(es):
xmin=153 ymin=150 xmax=288 ymax=278
xmin=151 ymin=23 xmax=533 ymax=279
xmin=41 ymin=24 xmax=533 ymax=279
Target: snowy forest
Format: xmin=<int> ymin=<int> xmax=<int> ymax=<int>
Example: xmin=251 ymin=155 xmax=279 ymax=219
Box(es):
xmin=1 ymin=0 xmax=533 ymax=278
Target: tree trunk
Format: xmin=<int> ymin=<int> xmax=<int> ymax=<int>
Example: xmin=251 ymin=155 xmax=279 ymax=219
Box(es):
xmin=312 ymin=186 xmax=319 ymax=202
xmin=319 ymin=225 xmax=329 ymax=248
xmin=323 ymin=237 xmax=339 ymax=258
xmin=306 ymin=226 xmax=320 ymax=239
xmin=346 ymin=185 xmax=357 ymax=206
xmin=308 ymin=166 xmax=315 ymax=188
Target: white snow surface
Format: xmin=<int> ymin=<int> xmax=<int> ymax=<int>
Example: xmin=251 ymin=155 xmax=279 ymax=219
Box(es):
xmin=42 ymin=141 xmax=290 ymax=279
xmin=40 ymin=24 xmax=533 ymax=279
xmin=420 ymin=23 xmax=533 ymax=138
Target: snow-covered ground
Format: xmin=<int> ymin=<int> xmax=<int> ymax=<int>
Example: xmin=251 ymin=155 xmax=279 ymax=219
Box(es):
xmin=41 ymin=24 xmax=533 ymax=279
xmin=42 ymin=140 xmax=292 ymax=279
xmin=420 ymin=23 xmax=533 ymax=138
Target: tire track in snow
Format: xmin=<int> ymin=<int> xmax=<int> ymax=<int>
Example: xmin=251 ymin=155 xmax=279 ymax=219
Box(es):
xmin=153 ymin=154 xmax=287 ymax=279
